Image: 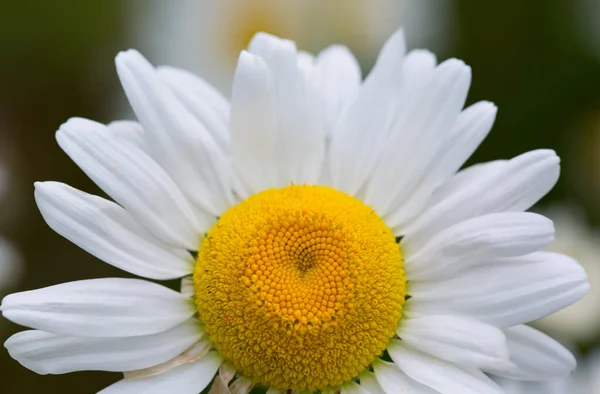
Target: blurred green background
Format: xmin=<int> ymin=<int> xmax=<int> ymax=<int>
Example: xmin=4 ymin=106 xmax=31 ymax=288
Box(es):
xmin=1 ymin=0 xmax=600 ymax=392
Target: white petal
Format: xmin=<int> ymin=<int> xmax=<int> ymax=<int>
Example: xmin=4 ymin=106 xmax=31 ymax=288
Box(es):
xmin=313 ymin=45 xmax=361 ymax=131
xmin=385 ymin=101 xmax=497 ymax=227
xmin=116 ymin=49 xmax=236 ymax=216
xmin=124 ymin=339 xmax=211 ymax=380
xmin=157 ymin=66 xmax=228 ymax=122
xmin=5 ymin=319 xmax=202 ymax=374
xmin=158 ymin=65 xmax=230 ymax=149
xmin=426 ymin=100 xmax=497 ymax=182
xmin=35 ymin=181 xmax=193 ymax=280
xmin=209 ymin=377 xmax=230 ymax=394
xmin=387 ymin=49 xmax=437 ymax=118
xmin=248 ymin=32 xmax=326 ymax=186
xmin=487 ymin=325 xmax=576 ymax=380
xmin=398 ymin=315 xmax=512 ymax=370
xmin=341 ymin=381 xmax=369 ymax=394
xmin=358 ymin=371 xmax=386 ymax=394
xmin=208 ymin=373 xmax=230 ymax=394
xmin=230 ymin=376 xmax=253 ymax=394
xmin=296 ymin=50 xmax=315 ymax=75
xmin=230 ymin=51 xmax=278 ymax=194
xmin=248 ymin=32 xmax=297 ymax=72
xmin=405 ymin=212 xmax=554 ymax=281
xmin=157 ymin=66 xmax=231 ymax=130
xmin=402 ymin=149 xmax=560 ymax=250
xmin=98 ymin=351 xmax=222 ymax=394
xmin=217 ymin=362 xmax=237 ymax=387
xmin=106 ymin=120 xmax=148 ymax=152
xmin=387 ymin=340 xmax=504 ymax=394
xmin=409 ymin=252 xmax=590 ymax=327
xmin=366 ymin=57 xmax=471 ymax=216
xmin=425 ymin=160 xmax=506 ymax=209
xmin=329 ymin=29 xmax=406 ymax=195
xmin=373 ymin=359 xmax=438 ymax=394
xmin=1 ymin=278 xmax=195 ymax=337
xmin=335 ymin=49 xmax=435 ymax=199
xmin=57 ymin=117 xmax=206 ymax=250
xmin=180 ymin=276 xmax=194 ymax=298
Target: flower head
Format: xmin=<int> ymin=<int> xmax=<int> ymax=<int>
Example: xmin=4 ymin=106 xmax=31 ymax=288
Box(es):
xmin=1 ymin=29 xmax=589 ymax=393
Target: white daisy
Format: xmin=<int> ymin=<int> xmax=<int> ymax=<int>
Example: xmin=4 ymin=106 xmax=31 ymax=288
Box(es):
xmin=1 ymin=29 xmax=590 ymax=394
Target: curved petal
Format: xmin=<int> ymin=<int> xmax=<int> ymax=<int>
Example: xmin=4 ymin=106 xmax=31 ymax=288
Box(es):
xmin=98 ymin=351 xmax=222 ymax=394
xmin=424 ymin=160 xmax=506 ymax=209
xmin=402 ymin=149 xmax=560 ymax=250
xmin=373 ymin=359 xmax=438 ymax=394
xmin=388 ymin=49 xmax=438 ymax=119
xmin=230 ymin=51 xmax=278 ymax=195
xmin=297 ymin=50 xmax=315 ymax=71
xmin=158 ymin=66 xmax=230 ymax=150
xmin=116 ymin=49 xmax=236 ymax=216
xmin=5 ymin=319 xmax=202 ymax=374
xmin=398 ymin=315 xmax=512 ymax=370
xmin=387 ymin=340 xmax=504 ymax=394
xmin=487 ymin=325 xmax=576 ymax=380
xmin=341 ymin=381 xmax=369 ymax=394
xmin=1 ymin=278 xmax=195 ymax=337
xmin=157 ymin=66 xmax=229 ymax=122
xmin=404 ymin=212 xmax=554 ymax=281
xmin=230 ymin=376 xmax=253 ymax=394
xmin=180 ymin=276 xmax=194 ymax=298
xmin=312 ymin=45 xmax=361 ymax=131
xmin=385 ymin=101 xmax=497 ymax=227
xmin=106 ymin=120 xmax=148 ymax=152
xmin=365 ymin=57 xmax=471 ymax=216
xmin=248 ymin=32 xmax=326 ymax=186
xmin=123 ymin=339 xmax=211 ymax=380
xmin=409 ymin=252 xmax=589 ymax=327
xmin=358 ymin=371 xmax=386 ymax=394
xmin=57 ymin=117 xmax=207 ymax=249
xmin=329 ymin=28 xmax=406 ymax=195
xmin=35 ymin=181 xmax=193 ymax=280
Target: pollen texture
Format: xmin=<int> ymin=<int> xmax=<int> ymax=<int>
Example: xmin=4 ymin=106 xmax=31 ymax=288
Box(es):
xmin=194 ymin=185 xmax=405 ymax=391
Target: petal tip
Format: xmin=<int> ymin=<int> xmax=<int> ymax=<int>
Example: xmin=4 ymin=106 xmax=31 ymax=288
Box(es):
xmin=115 ymin=48 xmax=143 ymax=64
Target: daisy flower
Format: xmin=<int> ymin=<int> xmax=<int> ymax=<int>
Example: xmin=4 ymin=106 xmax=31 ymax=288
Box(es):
xmin=1 ymin=29 xmax=590 ymax=394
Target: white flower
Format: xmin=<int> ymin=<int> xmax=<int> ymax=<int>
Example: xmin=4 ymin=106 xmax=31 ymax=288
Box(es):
xmin=1 ymin=29 xmax=589 ymax=394
xmin=533 ymin=205 xmax=600 ymax=342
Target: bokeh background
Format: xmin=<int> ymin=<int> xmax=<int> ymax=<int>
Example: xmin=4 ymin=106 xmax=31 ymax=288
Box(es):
xmin=2 ymin=0 xmax=600 ymax=392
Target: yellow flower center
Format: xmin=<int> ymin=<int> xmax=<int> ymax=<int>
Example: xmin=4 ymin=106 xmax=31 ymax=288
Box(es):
xmin=194 ymin=185 xmax=406 ymax=391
